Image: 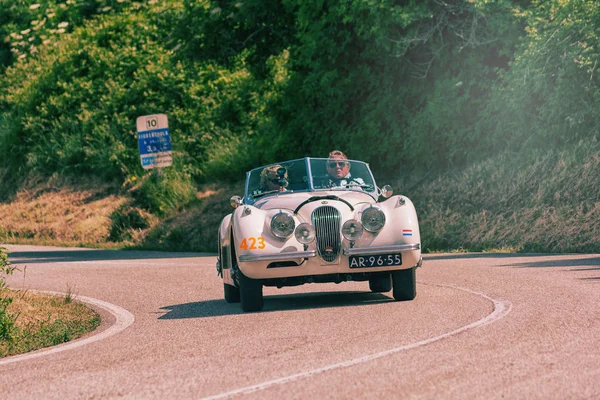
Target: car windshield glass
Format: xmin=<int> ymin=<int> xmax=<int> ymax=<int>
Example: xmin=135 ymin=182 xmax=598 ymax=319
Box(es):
xmin=309 ymin=158 xmax=376 ymax=193
xmin=246 ymin=159 xmax=310 ymax=200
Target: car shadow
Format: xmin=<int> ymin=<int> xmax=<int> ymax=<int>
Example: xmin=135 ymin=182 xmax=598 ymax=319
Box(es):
xmin=158 ymin=291 xmax=394 ymax=319
xmin=6 ymin=249 xmax=214 ymax=264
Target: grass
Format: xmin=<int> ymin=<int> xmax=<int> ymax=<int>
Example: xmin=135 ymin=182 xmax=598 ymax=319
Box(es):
xmin=406 ymin=139 xmax=600 ymax=253
xmin=0 ymin=175 xmax=126 ymax=248
xmin=0 ymin=289 xmax=100 ymax=358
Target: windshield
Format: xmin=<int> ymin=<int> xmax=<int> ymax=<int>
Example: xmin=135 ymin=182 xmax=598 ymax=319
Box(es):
xmin=309 ymin=158 xmax=376 ymax=193
xmin=245 ymin=158 xmax=377 ymax=202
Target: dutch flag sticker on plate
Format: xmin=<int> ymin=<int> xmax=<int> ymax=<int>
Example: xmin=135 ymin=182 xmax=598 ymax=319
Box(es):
xmin=402 ymin=229 xmax=413 ymax=237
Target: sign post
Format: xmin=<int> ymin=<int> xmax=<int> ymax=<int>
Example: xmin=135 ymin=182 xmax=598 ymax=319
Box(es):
xmin=136 ymin=114 xmax=172 ymax=169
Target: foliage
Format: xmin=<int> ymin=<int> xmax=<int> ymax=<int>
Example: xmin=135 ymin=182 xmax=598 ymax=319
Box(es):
xmin=130 ymin=168 xmax=197 ymax=217
xmin=485 ymin=0 xmax=600 ymax=152
xmin=0 ymin=1 xmax=285 ymax=186
xmin=226 ymin=0 xmax=524 ymax=178
xmin=109 ymin=205 xmax=152 ymax=242
xmin=0 ymin=0 xmax=136 ymax=72
xmin=413 ymin=138 xmax=600 ymax=253
xmin=0 ymin=246 xmax=16 ymax=340
xmin=1 ymin=0 xmax=600 ymax=239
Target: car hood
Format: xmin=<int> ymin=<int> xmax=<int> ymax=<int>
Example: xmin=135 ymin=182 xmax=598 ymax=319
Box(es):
xmin=252 ymin=190 xmax=376 ymax=212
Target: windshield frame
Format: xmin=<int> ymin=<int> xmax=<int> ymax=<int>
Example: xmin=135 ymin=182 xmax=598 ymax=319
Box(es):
xmin=243 ymin=157 xmax=379 ymax=203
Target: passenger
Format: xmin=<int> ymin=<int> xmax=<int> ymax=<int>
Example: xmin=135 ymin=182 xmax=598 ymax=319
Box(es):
xmin=259 ymin=164 xmax=288 ymax=192
xmin=326 ymin=150 xmax=364 ymax=187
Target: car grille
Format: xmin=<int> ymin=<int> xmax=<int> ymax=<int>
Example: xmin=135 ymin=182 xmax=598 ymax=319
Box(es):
xmin=311 ymin=206 xmax=341 ymax=262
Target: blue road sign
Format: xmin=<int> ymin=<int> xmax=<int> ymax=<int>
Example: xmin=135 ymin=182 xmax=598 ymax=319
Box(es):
xmin=136 ymin=114 xmax=172 ymax=169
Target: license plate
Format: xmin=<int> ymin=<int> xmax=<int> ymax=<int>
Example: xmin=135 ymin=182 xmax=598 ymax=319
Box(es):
xmin=349 ymin=253 xmax=402 ymax=268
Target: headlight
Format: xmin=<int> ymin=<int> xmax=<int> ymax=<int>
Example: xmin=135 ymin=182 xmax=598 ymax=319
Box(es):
xmin=294 ymin=223 xmax=315 ymax=244
xmin=342 ymin=219 xmax=363 ymax=241
xmin=361 ymin=206 xmax=385 ymax=233
xmin=270 ymin=211 xmax=295 ymax=239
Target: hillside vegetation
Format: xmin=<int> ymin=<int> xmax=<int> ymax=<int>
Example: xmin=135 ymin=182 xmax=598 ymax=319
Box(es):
xmin=1 ymin=0 xmax=599 ymax=253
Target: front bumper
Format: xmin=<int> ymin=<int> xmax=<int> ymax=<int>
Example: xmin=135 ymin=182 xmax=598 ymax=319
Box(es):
xmin=343 ymin=243 xmax=420 ymax=256
xmin=238 ymin=243 xmax=420 ymax=263
xmin=239 ymin=250 xmax=317 ymax=263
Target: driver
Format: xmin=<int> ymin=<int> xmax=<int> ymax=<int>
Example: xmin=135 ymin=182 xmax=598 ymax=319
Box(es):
xmin=259 ymin=164 xmax=288 ymax=192
xmin=326 ymin=150 xmax=364 ymax=187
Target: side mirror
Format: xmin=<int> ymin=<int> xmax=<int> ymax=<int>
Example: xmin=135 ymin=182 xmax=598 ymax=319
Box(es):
xmin=230 ymin=195 xmax=243 ymax=209
xmin=380 ymin=185 xmax=393 ymax=199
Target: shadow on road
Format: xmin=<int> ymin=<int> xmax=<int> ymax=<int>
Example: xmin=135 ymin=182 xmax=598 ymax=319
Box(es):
xmin=424 ymin=253 xmax=600 ymax=282
xmin=158 ymin=291 xmax=393 ymax=319
xmin=497 ymin=256 xmax=600 ymax=281
xmin=424 ymin=253 xmax=579 ymax=261
xmin=6 ymin=249 xmax=215 ymax=264
xmin=500 ymin=257 xmax=600 ymax=269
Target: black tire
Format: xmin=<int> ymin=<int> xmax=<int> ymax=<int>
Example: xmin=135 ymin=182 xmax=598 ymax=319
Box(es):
xmin=224 ymin=283 xmax=240 ymax=303
xmin=392 ymin=267 xmax=416 ymax=301
xmin=369 ymin=275 xmax=392 ymax=293
xmin=238 ymin=271 xmax=264 ymax=312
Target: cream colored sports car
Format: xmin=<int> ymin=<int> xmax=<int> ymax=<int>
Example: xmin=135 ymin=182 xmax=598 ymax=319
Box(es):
xmin=217 ymin=157 xmax=422 ymax=312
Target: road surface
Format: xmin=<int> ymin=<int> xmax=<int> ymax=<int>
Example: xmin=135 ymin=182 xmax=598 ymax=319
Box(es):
xmin=1 ymin=245 xmax=599 ymax=399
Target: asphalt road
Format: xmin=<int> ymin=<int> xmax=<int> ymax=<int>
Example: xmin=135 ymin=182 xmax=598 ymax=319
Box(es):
xmin=1 ymin=244 xmax=599 ymax=399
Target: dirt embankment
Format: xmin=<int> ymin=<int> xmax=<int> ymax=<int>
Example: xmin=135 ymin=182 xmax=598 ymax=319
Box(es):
xmin=0 ymin=175 xmax=243 ymax=252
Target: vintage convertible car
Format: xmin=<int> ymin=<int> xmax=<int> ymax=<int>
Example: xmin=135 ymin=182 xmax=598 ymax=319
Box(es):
xmin=216 ymin=157 xmax=422 ymax=312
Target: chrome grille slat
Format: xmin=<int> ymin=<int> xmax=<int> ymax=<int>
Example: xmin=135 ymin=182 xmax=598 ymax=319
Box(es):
xmin=311 ymin=206 xmax=341 ymax=262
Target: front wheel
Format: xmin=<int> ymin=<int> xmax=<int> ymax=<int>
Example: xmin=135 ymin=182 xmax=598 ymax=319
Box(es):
xmin=392 ymin=267 xmax=416 ymax=301
xmin=369 ymin=275 xmax=392 ymax=293
xmin=224 ymin=283 xmax=240 ymax=303
xmin=238 ymin=271 xmax=264 ymax=312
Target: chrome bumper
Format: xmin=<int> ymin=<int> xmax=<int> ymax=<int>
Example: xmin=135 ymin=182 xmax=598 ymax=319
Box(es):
xmin=239 ymin=250 xmax=317 ymax=263
xmin=238 ymin=243 xmax=420 ymax=263
xmin=343 ymin=243 xmax=420 ymax=256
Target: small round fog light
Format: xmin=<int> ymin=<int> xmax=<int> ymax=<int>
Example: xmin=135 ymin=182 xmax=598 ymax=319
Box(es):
xmin=294 ymin=223 xmax=315 ymax=244
xmin=342 ymin=219 xmax=363 ymax=241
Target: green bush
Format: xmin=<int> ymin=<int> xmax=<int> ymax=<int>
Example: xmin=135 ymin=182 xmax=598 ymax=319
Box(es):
xmin=109 ymin=206 xmax=152 ymax=242
xmin=0 ymin=247 xmax=16 ymax=341
xmin=131 ymin=168 xmax=197 ymax=217
xmin=0 ymin=1 xmax=286 ymax=184
xmin=0 ymin=0 xmax=135 ymax=71
xmin=485 ymin=0 xmax=600 ymax=152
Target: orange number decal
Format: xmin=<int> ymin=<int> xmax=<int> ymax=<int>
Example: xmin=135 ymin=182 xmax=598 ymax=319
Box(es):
xmin=240 ymin=237 xmax=266 ymax=250
xmin=248 ymin=237 xmax=257 ymax=250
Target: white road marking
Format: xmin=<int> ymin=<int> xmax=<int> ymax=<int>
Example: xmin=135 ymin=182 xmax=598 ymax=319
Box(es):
xmin=202 ymin=282 xmax=513 ymax=400
xmin=0 ymin=291 xmax=135 ymax=366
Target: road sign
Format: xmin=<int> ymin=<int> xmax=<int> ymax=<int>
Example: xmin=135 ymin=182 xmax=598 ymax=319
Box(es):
xmin=136 ymin=114 xmax=172 ymax=169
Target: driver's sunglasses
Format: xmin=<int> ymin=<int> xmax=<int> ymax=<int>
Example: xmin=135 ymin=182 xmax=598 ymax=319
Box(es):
xmin=328 ymin=161 xmax=348 ymax=168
